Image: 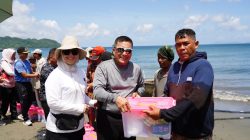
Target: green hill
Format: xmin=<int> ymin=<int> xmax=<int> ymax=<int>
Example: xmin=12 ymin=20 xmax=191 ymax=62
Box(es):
xmin=0 ymin=36 xmax=60 ymax=49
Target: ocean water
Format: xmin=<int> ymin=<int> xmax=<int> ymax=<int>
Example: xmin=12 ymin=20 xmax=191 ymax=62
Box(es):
xmin=132 ymin=44 xmax=250 ymax=99
xmin=1 ymin=43 xmax=250 ymax=111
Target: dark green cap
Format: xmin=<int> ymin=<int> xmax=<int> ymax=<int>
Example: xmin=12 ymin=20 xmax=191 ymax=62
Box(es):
xmin=158 ymin=45 xmax=174 ymax=61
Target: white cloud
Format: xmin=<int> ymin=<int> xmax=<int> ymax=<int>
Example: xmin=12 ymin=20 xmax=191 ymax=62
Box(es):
xmin=68 ymin=23 xmax=99 ymax=37
xmin=40 ymin=20 xmax=60 ymax=30
xmin=0 ymin=0 xmax=61 ymax=40
xmin=136 ymin=24 xmax=154 ymax=33
xmin=0 ymin=0 xmax=111 ymax=43
xmin=13 ymin=0 xmax=31 ymax=15
xmin=68 ymin=22 xmax=111 ymax=40
xmin=184 ymin=15 xmax=208 ymax=29
xmin=212 ymin=15 xmax=248 ymax=30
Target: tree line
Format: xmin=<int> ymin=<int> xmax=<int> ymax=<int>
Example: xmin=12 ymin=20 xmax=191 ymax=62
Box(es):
xmin=0 ymin=36 xmax=60 ymax=49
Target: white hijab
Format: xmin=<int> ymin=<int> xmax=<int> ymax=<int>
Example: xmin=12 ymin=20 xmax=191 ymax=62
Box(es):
xmin=1 ymin=48 xmax=15 ymax=64
xmin=57 ymin=59 xmax=78 ymax=72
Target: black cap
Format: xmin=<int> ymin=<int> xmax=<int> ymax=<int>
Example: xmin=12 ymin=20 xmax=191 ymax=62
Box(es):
xmin=100 ymin=51 xmax=112 ymax=61
xmin=17 ymin=47 xmax=30 ymax=54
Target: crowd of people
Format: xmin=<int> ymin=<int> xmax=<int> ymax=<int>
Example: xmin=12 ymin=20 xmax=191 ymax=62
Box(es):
xmin=0 ymin=28 xmax=214 ymax=140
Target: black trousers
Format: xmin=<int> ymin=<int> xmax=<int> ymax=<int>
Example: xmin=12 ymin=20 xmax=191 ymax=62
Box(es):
xmin=40 ymin=100 xmax=49 ymax=120
xmin=96 ymin=109 xmax=136 ymax=140
xmin=46 ymin=128 xmax=85 ymax=140
xmin=15 ymin=82 xmax=35 ymax=121
xmin=0 ymin=86 xmax=18 ymax=118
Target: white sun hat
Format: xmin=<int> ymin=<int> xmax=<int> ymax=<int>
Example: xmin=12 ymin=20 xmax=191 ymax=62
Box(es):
xmin=32 ymin=49 xmax=42 ymax=54
xmin=55 ymin=35 xmax=86 ymax=60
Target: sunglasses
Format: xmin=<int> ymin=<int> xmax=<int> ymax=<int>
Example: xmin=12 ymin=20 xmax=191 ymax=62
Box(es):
xmin=116 ymin=48 xmax=133 ymax=54
xmin=62 ymin=48 xmax=79 ymax=55
xmin=89 ymin=55 xmax=100 ymax=60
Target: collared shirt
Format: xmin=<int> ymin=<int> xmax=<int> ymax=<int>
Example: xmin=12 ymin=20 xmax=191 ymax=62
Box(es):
xmin=153 ymin=68 xmax=168 ymax=97
xmin=14 ymin=59 xmax=32 ymax=82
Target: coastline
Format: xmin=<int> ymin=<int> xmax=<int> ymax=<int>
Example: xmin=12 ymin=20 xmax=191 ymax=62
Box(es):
xmin=1 ymin=112 xmax=250 ymax=140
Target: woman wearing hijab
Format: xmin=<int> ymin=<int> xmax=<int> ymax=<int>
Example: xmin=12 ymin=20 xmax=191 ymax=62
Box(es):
xmin=0 ymin=48 xmax=18 ymax=122
xmin=45 ymin=36 xmax=90 ymax=140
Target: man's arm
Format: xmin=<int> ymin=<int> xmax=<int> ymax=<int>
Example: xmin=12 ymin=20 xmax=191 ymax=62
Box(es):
xmin=145 ymin=61 xmax=214 ymax=121
xmin=15 ymin=61 xmax=39 ymax=78
xmin=136 ymin=68 xmax=145 ymax=96
xmin=21 ymin=72 xmax=39 ymax=78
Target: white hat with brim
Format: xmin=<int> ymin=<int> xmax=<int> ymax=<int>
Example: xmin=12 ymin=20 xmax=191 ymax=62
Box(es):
xmin=55 ymin=35 xmax=86 ymax=60
xmin=32 ymin=49 xmax=42 ymax=54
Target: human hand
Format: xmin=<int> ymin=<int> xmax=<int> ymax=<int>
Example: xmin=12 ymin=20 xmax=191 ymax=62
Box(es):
xmin=86 ymin=83 xmax=93 ymax=91
xmin=34 ymin=72 xmax=39 ymax=78
xmin=0 ymin=77 xmax=4 ymax=83
xmin=116 ymin=96 xmax=131 ymax=112
xmin=143 ymin=105 xmax=161 ymax=120
xmin=131 ymin=92 xmax=141 ymax=98
xmin=83 ymin=104 xmax=90 ymax=113
xmin=0 ymin=77 xmax=8 ymax=83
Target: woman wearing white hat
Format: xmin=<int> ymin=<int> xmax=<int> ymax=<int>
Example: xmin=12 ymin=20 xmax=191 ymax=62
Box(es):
xmin=45 ymin=36 xmax=90 ymax=140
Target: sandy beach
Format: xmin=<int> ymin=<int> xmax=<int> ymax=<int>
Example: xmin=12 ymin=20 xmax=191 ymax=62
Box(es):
xmin=0 ymin=111 xmax=250 ymax=140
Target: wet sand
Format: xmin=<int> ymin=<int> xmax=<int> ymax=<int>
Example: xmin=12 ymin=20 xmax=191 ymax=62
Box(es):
xmin=1 ymin=112 xmax=250 ymax=140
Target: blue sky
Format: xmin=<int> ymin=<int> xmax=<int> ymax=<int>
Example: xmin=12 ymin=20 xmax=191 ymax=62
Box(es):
xmin=0 ymin=0 xmax=250 ymax=47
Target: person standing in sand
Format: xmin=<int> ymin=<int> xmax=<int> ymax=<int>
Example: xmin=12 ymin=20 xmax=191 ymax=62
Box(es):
xmin=144 ymin=28 xmax=214 ymax=140
xmin=45 ymin=36 xmax=91 ymax=140
xmin=14 ymin=47 xmax=39 ymax=126
xmin=93 ymin=36 xmax=145 ymax=140
xmin=86 ymin=46 xmax=112 ymax=126
xmin=153 ymin=46 xmax=174 ymax=97
xmin=32 ymin=49 xmax=46 ymax=107
xmin=39 ymin=48 xmax=57 ymax=120
xmin=0 ymin=48 xmax=18 ymax=123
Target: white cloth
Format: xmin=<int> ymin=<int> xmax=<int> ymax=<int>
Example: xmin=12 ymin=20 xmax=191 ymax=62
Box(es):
xmin=34 ymin=57 xmax=46 ymax=89
xmin=45 ymin=60 xmax=90 ymax=133
xmin=0 ymin=49 xmax=15 ymax=88
xmin=36 ymin=57 xmax=46 ymax=74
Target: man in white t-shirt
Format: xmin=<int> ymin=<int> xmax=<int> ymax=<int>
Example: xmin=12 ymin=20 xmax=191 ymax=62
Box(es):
xmin=32 ymin=49 xmax=46 ymax=107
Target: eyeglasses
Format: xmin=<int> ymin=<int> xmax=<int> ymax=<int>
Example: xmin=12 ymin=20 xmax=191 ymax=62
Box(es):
xmin=62 ymin=48 xmax=79 ymax=55
xmin=115 ymin=48 xmax=133 ymax=54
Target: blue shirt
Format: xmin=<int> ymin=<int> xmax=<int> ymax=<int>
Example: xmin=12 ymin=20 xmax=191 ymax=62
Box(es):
xmin=14 ymin=59 xmax=32 ymax=82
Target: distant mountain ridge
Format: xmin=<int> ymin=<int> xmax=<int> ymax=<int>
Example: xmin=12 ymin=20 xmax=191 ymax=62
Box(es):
xmin=0 ymin=36 xmax=60 ymax=49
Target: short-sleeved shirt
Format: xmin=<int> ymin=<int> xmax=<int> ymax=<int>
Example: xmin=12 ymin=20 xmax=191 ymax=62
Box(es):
xmin=14 ymin=59 xmax=32 ymax=82
xmin=153 ymin=69 xmax=168 ymax=97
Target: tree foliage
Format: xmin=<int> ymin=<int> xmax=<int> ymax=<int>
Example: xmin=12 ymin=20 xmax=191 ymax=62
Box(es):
xmin=0 ymin=36 xmax=60 ymax=49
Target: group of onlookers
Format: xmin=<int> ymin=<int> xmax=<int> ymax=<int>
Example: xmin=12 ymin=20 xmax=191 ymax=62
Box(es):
xmin=0 ymin=48 xmax=17 ymax=126
xmin=0 ymin=28 xmax=214 ymax=140
xmin=0 ymin=47 xmax=47 ymax=126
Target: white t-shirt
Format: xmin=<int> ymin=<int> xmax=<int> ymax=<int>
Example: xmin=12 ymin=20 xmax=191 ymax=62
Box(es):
xmin=34 ymin=57 xmax=46 ymax=89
